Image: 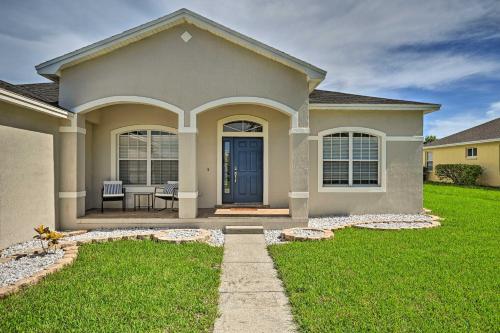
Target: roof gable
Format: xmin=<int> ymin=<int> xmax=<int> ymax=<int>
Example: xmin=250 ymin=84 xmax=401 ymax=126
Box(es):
xmin=36 ymin=8 xmax=326 ymax=87
xmin=425 ymin=117 xmax=500 ymax=147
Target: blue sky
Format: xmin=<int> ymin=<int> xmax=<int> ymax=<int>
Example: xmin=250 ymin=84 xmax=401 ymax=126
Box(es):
xmin=1 ymin=0 xmax=499 ymax=137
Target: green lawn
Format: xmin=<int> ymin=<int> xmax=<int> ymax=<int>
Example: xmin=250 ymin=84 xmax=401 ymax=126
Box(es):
xmin=0 ymin=240 xmax=223 ymax=332
xmin=269 ymin=184 xmax=500 ymax=332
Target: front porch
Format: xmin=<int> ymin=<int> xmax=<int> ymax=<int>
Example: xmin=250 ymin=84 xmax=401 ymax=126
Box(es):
xmin=58 ymin=98 xmax=310 ymax=230
xmin=79 ymin=207 xmax=304 ymax=230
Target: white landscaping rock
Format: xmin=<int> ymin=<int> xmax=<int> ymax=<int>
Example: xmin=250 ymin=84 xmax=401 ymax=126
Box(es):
xmin=0 ymin=250 xmax=64 ymax=287
xmin=208 ymin=229 xmax=225 ymax=247
xmin=1 ymin=240 xmax=48 ymax=258
xmin=264 ymin=230 xmax=286 ymax=245
xmin=65 ymin=228 xmax=157 ymax=242
xmin=265 ymin=214 xmax=437 ymax=245
xmin=309 ymin=214 xmax=433 ymax=230
xmin=354 ymin=221 xmax=437 ymax=229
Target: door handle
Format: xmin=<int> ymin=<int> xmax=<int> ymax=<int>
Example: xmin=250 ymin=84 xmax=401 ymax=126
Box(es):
xmin=234 ymin=167 xmax=238 ymax=183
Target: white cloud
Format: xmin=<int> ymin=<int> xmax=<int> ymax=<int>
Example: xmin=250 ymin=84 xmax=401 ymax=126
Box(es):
xmin=0 ymin=0 xmax=499 ymax=91
xmin=426 ymin=101 xmax=500 ymax=138
xmin=160 ymin=0 xmax=500 ymax=94
xmin=486 ymin=101 xmax=500 ymax=118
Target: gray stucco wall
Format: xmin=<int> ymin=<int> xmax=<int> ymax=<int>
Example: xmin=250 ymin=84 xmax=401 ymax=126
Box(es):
xmin=308 ymin=109 xmax=424 ymax=215
xmin=58 ymin=23 xmax=309 ymax=127
xmin=0 ymin=102 xmax=59 ymax=248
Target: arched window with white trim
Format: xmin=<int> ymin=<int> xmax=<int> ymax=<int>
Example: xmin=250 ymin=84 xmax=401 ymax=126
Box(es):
xmin=223 ymin=120 xmax=263 ymax=132
xmin=118 ymin=129 xmax=178 ymax=185
xmin=319 ymin=128 xmax=384 ymax=191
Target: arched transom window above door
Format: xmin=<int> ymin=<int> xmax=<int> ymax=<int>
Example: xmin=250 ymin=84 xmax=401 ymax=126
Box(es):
xmin=223 ymin=120 xmax=263 ymax=132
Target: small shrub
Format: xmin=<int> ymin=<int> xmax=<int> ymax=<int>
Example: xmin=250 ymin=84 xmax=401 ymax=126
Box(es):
xmin=34 ymin=225 xmax=63 ymax=253
xmin=435 ymin=164 xmax=482 ymax=185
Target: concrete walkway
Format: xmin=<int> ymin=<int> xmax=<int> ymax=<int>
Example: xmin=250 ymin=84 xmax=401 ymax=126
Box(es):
xmin=213 ymin=234 xmax=297 ymax=333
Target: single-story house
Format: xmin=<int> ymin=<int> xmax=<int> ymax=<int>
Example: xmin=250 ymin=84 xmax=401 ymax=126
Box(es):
xmin=0 ymin=8 xmax=440 ymax=247
xmin=424 ymin=118 xmax=500 ymax=187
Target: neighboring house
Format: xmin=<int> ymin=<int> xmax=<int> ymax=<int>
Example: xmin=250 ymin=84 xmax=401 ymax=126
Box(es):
xmin=424 ymin=118 xmax=500 ymax=187
xmin=0 ymin=9 xmax=440 ymax=246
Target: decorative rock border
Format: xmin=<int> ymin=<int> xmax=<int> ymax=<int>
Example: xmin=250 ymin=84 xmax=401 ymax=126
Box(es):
xmin=281 ymin=228 xmax=334 ymax=241
xmin=267 ymin=213 xmax=443 ymax=245
xmin=312 ymin=214 xmax=442 ymax=231
xmin=353 ymin=214 xmax=441 ymax=230
xmin=0 ymin=228 xmax=213 ymax=299
xmin=152 ymin=229 xmax=211 ymax=244
xmin=0 ymin=242 xmax=78 ymax=299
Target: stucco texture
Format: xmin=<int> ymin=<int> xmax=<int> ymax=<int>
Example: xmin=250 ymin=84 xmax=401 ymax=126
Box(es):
xmin=308 ymin=109 xmax=424 ymax=215
xmin=0 ymin=102 xmax=59 ymax=248
xmin=59 ymin=23 xmax=308 ymax=127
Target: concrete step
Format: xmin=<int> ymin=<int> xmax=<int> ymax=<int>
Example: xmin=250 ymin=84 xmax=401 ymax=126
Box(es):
xmin=224 ymin=225 xmax=264 ymax=234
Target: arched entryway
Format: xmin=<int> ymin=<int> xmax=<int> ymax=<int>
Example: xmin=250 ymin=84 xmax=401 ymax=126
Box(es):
xmin=216 ymin=115 xmax=269 ymax=205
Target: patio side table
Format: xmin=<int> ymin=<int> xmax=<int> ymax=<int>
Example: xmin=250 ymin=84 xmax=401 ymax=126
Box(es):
xmin=133 ymin=192 xmax=154 ymax=211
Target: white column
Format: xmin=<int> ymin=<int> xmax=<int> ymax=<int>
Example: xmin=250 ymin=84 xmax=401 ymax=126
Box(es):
xmin=288 ymin=130 xmax=309 ymax=220
xmin=58 ymin=114 xmax=86 ymax=229
xmin=178 ymin=130 xmax=198 ymax=218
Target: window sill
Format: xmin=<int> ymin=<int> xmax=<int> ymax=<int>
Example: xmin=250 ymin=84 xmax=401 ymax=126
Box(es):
xmin=318 ymin=186 xmax=386 ymax=193
xmin=466 ymin=157 xmax=477 ymax=160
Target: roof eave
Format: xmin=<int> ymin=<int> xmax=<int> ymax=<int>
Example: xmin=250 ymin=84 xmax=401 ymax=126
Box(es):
xmin=35 ymin=8 xmax=326 ymax=83
xmin=309 ymin=103 xmax=441 ymax=113
xmin=0 ymin=88 xmax=69 ymax=118
xmin=423 ymin=138 xmax=500 ymax=149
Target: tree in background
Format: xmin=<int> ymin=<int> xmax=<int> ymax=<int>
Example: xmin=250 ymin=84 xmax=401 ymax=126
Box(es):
xmin=424 ymin=135 xmax=437 ymax=144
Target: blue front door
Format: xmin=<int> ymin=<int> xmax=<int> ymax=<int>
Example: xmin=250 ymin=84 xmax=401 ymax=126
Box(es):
xmin=222 ymin=137 xmax=263 ymax=203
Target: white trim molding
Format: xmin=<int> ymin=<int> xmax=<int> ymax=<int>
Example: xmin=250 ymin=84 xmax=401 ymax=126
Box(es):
xmin=36 ymin=9 xmax=326 ymax=83
xmin=386 ymin=136 xmax=424 ymax=142
xmin=423 ymin=138 xmax=500 ymax=149
xmin=59 ymin=126 xmax=87 ymax=134
xmin=289 ymin=127 xmax=310 ymax=135
xmin=177 ymin=127 xmax=198 ymax=134
xmin=216 ymin=115 xmax=269 ymax=206
xmin=110 ymin=124 xmax=178 ymax=181
xmin=288 ymin=192 xmax=309 ymax=198
xmin=59 ymin=191 xmax=86 ymax=198
xmin=189 ymin=96 xmax=298 ymax=129
xmin=177 ymin=191 xmax=198 ymax=199
xmin=317 ymin=127 xmax=387 ymax=193
xmin=71 ymin=96 xmax=187 ymax=131
xmin=309 ymin=103 xmax=440 ymax=114
xmin=312 ymin=135 xmax=424 ymax=142
xmin=0 ymin=88 xmax=69 ymax=119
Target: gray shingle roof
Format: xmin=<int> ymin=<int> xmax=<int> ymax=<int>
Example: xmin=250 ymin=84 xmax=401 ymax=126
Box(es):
xmin=6 ymin=82 xmax=438 ymax=111
xmin=309 ymin=89 xmax=439 ymax=106
xmin=425 ymin=118 xmax=500 ymax=147
xmin=0 ymin=80 xmax=60 ymax=108
xmin=16 ymin=82 xmax=59 ymax=105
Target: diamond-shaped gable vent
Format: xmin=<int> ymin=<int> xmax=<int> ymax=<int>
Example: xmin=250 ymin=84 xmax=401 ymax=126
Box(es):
xmin=181 ymin=31 xmax=192 ymax=42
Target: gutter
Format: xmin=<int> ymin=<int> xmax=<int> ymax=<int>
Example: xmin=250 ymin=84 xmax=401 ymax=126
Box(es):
xmin=0 ymin=88 xmax=69 ymax=119
xmin=423 ymin=138 xmax=500 ymax=149
xmin=309 ymin=103 xmax=441 ymax=113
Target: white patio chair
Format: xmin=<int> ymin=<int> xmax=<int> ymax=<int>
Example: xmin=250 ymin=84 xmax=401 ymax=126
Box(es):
xmin=153 ymin=181 xmax=178 ymax=211
xmin=101 ymin=180 xmax=126 ymax=212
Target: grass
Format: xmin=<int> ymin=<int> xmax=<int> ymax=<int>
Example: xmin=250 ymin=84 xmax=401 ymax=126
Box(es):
xmin=269 ymin=184 xmax=500 ymax=332
xmin=0 ymin=240 xmax=223 ymax=332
